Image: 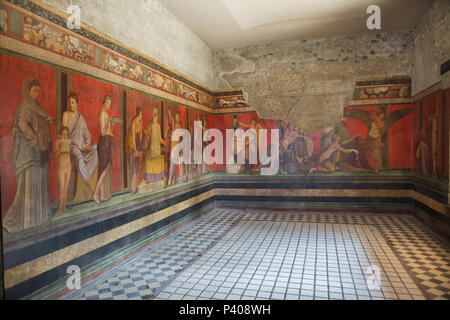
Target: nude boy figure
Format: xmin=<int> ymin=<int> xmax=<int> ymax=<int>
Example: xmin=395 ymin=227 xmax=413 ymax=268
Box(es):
xmin=54 ymin=126 xmax=72 ymax=214
xmin=415 ymin=127 xmax=428 ymax=175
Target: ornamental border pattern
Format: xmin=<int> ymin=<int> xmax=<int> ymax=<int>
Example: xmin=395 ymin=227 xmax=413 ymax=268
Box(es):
xmin=0 ymin=0 xmax=251 ymax=111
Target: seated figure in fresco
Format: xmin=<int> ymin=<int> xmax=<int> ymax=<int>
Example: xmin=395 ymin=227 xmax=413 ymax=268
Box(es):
xmin=3 ymin=78 xmax=53 ymax=234
xmin=62 ymin=92 xmax=99 ymax=203
xmin=126 ymin=107 xmax=146 ymax=194
xmin=140 ymin=108 xmax=166 ymax=192
xmin=93 ymin=95 xmax=122 ymax=204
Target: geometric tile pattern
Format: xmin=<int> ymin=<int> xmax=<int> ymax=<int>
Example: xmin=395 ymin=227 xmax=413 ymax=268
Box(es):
xmin=64 ymin=208 xmax=450 ymax=300
xmin=155 ymin=221 xmax=424 ymax=300
xmin=374 ymin=215 xmax=450 ymax=300
xmin=64 ymin=212 xmax=237 ymax=300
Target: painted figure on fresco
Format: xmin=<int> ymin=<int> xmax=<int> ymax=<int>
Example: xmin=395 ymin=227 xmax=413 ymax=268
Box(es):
xmin=364 ymin=112 xmax=385 ymax=174
xmin=93 ymin=95 xmax=122 ymax=203
xmin=226 ymin=115 xmax=256 ymax=175
xmin=140 ymin=108 xmax=166 ymax=191
xmin=168 ymin=110 xmax=187 ymax=186
xmin=232 ymin=114 xmax=239 ymax=130
xmin=165 ymin=107 xmax=174 ymax=180
xmin=279 ymin=122 xmax=316 ymax=174
xmin=0 ymin=8 xmax=7 ymax=33
xmin=63 ymin=93 xmax=99 ymax=202
xmin=344 ymin=108 xmax=411 ymax=174
xmin=309 ymin=132 xmax=360 ymax=174
xmin=54 ymin=126 xmax=72 ymax=214
xmin=24 ymin=17 xmax=95 ymax=64
xmin=126 ymin=107 xmax=145 ymax=194
xmin=415 ymin=127 xmax=428 ymax=175
xmin=227 ymin=114 xmax=244 ymax=174
xmin=430 ymin=105 xmax=439 ymax=180
xmin=163 ymin=79 xmax=174 ymax=94
xmin=3 ymin=78 xmax=53 ymax=233
xmin=201 ymin=115 xmax=211 ymax=176
xmin=239 ymin=118 xmax=268 ymax=171
xmin=226 ymin=134 xmax=253 ymax=175
xmin=187 ymin=126 xmax=201 ymax=180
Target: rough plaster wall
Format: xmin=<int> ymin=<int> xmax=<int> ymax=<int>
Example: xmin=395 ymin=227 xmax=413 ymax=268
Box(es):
xmin=40 ymin=0 xmax=224 ymax=90
xmin=214 ymin=31 xmax=414 ymax=131
xmin=412 ymin=0 xmax=450 ymax=95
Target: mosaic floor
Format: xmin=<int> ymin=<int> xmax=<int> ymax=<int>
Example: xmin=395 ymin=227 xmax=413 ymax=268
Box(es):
xmin=63 ymin=208 xmax=450 ymax=300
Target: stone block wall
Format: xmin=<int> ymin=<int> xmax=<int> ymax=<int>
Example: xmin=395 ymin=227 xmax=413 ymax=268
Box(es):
xmin=213 ymin=31 xmax=415 ymax=131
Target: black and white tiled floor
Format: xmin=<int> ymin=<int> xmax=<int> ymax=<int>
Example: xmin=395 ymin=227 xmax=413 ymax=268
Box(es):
xmin=64 ymin=208 xmax=450 ymax=300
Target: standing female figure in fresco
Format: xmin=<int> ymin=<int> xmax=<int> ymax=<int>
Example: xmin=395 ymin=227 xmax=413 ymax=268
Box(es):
xmin=430 ymin=105 xmax=439 ymax=180
xmin=93 ymin=95 xmax=121 ymax=203
xmin=126 ymin=107 xmax=145 ymax=194
xmin=364 ymin=111 xmax=385 ymax=174
xmin=140 ymin=108 xmax=166 ymax=191
xmin=62 ymin=92 xmax=99 ymax=202
xmin=3 ymin=78 xmax=53 ymax=233
xmin=201 ymin=115 xmax=210 ymax=176
xmin=168 ymin=111 xmax=186 ymax=186
xmin=165 ymin=107 xmax=174 ymax=182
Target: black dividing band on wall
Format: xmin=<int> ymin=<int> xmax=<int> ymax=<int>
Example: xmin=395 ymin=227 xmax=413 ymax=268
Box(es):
xmin=60 ymin=72 xmax=68 ymax=121
xmin=122 ymin=89 xmax=128 ymax=190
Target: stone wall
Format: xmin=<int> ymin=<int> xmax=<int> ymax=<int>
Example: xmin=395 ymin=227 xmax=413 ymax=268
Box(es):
xmin=412 ymin=0 xmax=450 ymax=95
xmin=39 ymin=0 xmax=223 ymax=90
xmin=213 ymin=31 xmax=415 ymax=131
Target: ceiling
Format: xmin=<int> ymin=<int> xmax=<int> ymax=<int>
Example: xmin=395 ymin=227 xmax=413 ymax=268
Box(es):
xmin=158 ymin=0 xmax=435 ymax=49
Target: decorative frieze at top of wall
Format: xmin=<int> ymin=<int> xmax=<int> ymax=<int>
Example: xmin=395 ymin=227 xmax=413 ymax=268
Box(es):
xmin=0 ymin=0 xmax=255 ymax=113
xmin=350 ymin=76 xmax=412 ymax=106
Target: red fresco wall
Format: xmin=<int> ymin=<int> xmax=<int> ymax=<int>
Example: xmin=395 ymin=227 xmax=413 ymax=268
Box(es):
xmin=413 ymin=90 xmax=448 ymax=179
xmin=71 ymin=74 xmax=122 ymax=193
xmin=0 ymin=54 xmax=57 ymax=215
xmin=1 ymin=50 xmax=443 ymax=220
xmin=445 ymin=88 xmax=449 ymax=178
xmin=344 ymin=106 xmax=378 ymax=169
xmin=412 ymin=100 xmax=422 ymax=173
xmin=389 ymin=105 xmax=413 ymax=169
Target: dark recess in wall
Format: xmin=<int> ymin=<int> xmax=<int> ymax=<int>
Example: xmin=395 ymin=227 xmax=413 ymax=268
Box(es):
xmin=441 ymin=59 xmax=450 ymax=76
